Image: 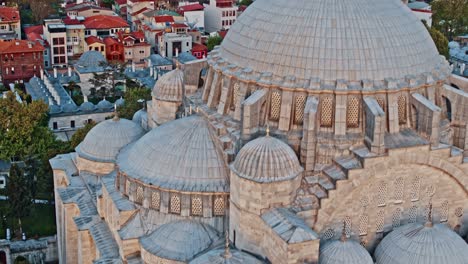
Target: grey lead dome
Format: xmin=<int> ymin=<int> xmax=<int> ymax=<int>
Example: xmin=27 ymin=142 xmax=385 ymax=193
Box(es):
xmin=219 ymin=0 xmax=445 ymax=83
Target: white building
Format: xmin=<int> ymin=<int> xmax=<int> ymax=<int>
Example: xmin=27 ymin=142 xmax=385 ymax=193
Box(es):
xmin=177 ymin=2 xmax=205 ymax=31
xmin=204 ymin=0 xmax=237 ymax=33
xmin=161 ymin=33 xmax=192 ymax=59
xmin=43 ymin=19 xmax=68 ymax=68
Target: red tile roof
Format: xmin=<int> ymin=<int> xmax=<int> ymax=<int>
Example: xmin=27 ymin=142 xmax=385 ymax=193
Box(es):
xmin=24 ymin=25 xmax=43 ymax=35
xmin=104 ymin=37 xmax=120 ymax=45
xmin=85 ymin=36 xmax=104 ymax=45
xmin=84 ymin=15 xmax=129 ymax=29
xmin=177 ymin=3 xmax=204 ymax=13
xmin=218 ymin=30 xmax=228 ymax=39
xmin=0 ymin=40 xmax=44 ymax=54
xmin=62 ymin=17 xmax=83 ymax=25
xmin=154 ymin=15 xmax=174 ymax=23
xmin=0 ymin=6 xmax=20 ymax=23
xmin=115 ymin=0 xmax=127 ymax=5
xmin=132 ymin=31 xmax=145 ymax=39
xmin=192 ymin=43 xmax=207 ymax=52
xmin=131 ymin=7 xmax=149 ymax=16
xmin=238 ymin=5 xmax=247 ymax=12
xmin=172 ymin=23 xmax=188 ymax=29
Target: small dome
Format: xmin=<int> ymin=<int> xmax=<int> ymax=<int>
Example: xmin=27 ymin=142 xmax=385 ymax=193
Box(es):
xmin=79 ymin=101 xmax=96 ymax=112
xmin=319 ymin=239 xmax=373 ymax=264
xmin=49 ymin=104 xmax=62 ymax=114
xmin=62 ymin=102 xmax=79 ymax=113
xmin=449 ymin=41 xmax=460 ymax=49
xmin=76 ymin=118 xmax=144 ymax=162
xmin=375 ymin=223 xmax=468 ymax=264
xmin=140 ymin=220 xmax=221 ymax=262
xmin=76 ymin=50 xmax=106 ymax=69
xmin=115 ymin=97 xmax=125 ymax=106
xmin=132 ymin=109 xmax=146 ymax=124
xmin=152 ymin=69 xmax=184 ymax=102
xmin=97 ymin=99 xmax=113 ymax=110
xmin=118 ymin=115 xmax=228 ymax=192
xmin=190 ymin=248 xmax=265 ymax=264
xmin=231 ymin=136 xmax=303 ymax=183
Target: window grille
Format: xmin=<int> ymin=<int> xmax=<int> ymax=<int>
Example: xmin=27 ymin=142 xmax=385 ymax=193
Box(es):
xmin=136 ymin=185 xmax=144 ymax=204
xmin=269 ymin=91 xmax=282 ymax=121
xmin=392 ymin=208 xmax=402 ymax=228
xmin=440 ymin=200 xmax=449 ymax=222
xmin=398 ymin=95 xmax=407 ymax=124
xmin=394 ymin=178 xmax=404 ymax=202
xmin=359 ymin=214 xmax=368 ymax=236
xmin=213 ymin=196 xmax=225 ymax=216
xmin=376 ymin=210 xmax=385 ymax=233
xmin=170 ymin=194 xmax=181 ymax=214
xmin=151 ymin=191 xmax=160 ymax=210
xmin=191 ymin=196 xmax=203 ymax=216
xmin=346 ymin=96 xmax=360 ymax=128
xmin=294 ymin=95 xmax=307 ymax=125
xmin=321 ymin=96 xmax=334 ymax=127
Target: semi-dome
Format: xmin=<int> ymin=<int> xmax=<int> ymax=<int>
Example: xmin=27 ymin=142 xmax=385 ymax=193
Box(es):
xmin=218 ymin=0 xmax=446 ymax=83
xmin=117 ymin=115 xmax=229 ymax=192
xmin=152 ymin=69 xmax=184 ymax=102
xmin=76 ymin=50 xmax=106 ymax=69
xmin=132 ymin=109 xmax=146 ymax=124
xmin=115 ymin=97 xmax=125 ymax=106
xmin=97 ymin=98 xmax=113 ymax=110
xmin=190 ymin=248 xmax=265 ymax=264
xmin=375 ymin=223 xmax=468 ymax=264
xmin=231 ymin=135 xmax=303 ymax=183
xmin=319 ymin=238 xmax=373 ymax=264
xmin=76 ymin=118 xmax=144 ymax=162
xmin=140 ymin=220 xmax=221 ymax=262
xmin=79 ymin=101 xmax=96 ymax=112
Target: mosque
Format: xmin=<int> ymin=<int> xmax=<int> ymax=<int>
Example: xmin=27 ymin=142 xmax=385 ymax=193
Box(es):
xmin=50 ymin=0 xmax=468 ymax=263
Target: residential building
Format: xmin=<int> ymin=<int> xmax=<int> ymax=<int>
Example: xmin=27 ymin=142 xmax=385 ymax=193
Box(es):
xmin=191 ymin=42 xmax=207 ymax=59
xmin=43 ymin=19 xmax=68 ymax=67
xmin=83 ymin=15 xmax=130 ymax=38
xmin=177 ymin=2 xmax=205 ymax=31
xmin=0 ymin=40 xmax=44 ymax=85
xmin=63 ymin=17 xmax=86 ymax=58
xmin=118 ymin=31 xmax=151 ymax=63
xmin=85 ymin=36 xmax=106 ymax=56
xmin=127 ymin=0 xmax=155 ymax=24
xmin=113 ymin=0 xmax=128 ymax=20
xmin=204 ymin=0 xmax=237 ymax=33
xmin=161 ymin=32 xmax=192 ymax=59
xmin=24 ymin=25 xmax=52 ymax=68
xmin=104 ymin=36 xmax=124 ymax=62
xmin=66 ymin=2 xmax=116 ymax=18
xmin=0 ymin=6 xmax=20 ymax=40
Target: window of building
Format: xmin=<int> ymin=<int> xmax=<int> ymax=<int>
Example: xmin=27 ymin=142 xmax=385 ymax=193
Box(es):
xmin=136 ymin=185 xmax=144 ymax=204
xmin=45 ymin=61 xmax=49 ymax=67
xmin=321 ymin=96 xmax=334 ymax=127
xmin=85 ymin=30 xmax=91 ymax=36
xmin=151 ymin=191 xmax=160 ymax=210
xmin=397 ymin=95 xmax=407 ymax=124
xmin=101 ymin=46 xmax=104 ymax=52
xmin=52 ymin=38 xmax=65 ymax=45
xmin=67 ymin=45 xmax=73 ymax=53
xmin=346 ymin=96 xmax=360 ymax=128
xmin=53 ymin=122 xmax=58 ymax=130
xmin=0 ymin=180 xmax=4 ymax=185
xmin=269 ymin=91 xmax=281 ymax=121
xmin=139 ymin=50 xmax=144 ymax=54
xmin=170 ymin=194 xmax=181 ymax=214
xmin=213 ymin=196 xmax=225 ymax=216
xmin=294 ymin=95 xmax=306 ymax=125
xmin=70 ymin=120 xmax=75 ymax=128
xmin=191 ymin=196 xmax=203 ymax=216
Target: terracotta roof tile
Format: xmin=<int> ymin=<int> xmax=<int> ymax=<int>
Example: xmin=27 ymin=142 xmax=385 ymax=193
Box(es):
xmin=0 ymin=40 xmax=44 ymax=54
xmin=154 ymin=15 xmax=174 ymax=23
xmin=84 ymin=15 xmax=129 ymax=29
xmin=85 ymin=36 xmax=104 ymax=45
xmin=177 ymin=3 xmax=204 ymax=13
xmin=0 ymin=6 xmax=20 ymax=23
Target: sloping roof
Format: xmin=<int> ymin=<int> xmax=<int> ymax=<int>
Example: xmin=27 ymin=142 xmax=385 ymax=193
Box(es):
xmin=103 ymin=36 xmax=120 ymax=45
xmin=115 ymin=0 xmax=127 ymax=5
xmin=24 ymin=25 xmax=43 ymax=35
xmin=154 ymin=15 xmax=174 ymax=23
xmin=85 ymin=36 xmax=104 ymax=45
xmin=0 ymin=6 xmax=19 ymax=22
xmin=84 ymin=15 xmax=129 ymax=29
xmin=192 ymin=43 xmax=207 ymax=52
xmin=0 ymin=40 xmax=44 ymax=54
xmin=63 ymin=17 xmax=83 ymax=25
xmin=261 ymin=208 xmax=318 ymax=244
xmin=131 ymin=7 xmax=149 ymax=16
xmin=177 ymin=3 xmax=204 ymax=12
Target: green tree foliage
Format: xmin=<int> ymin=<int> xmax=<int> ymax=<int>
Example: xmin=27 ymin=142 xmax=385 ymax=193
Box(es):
xmin=118 ymin=85 xmax=151 ymax=120
xmin=431 ymin=0 xmax=468 ymax=40
xmin=206 ymin=34 xmax=223 ymax=51
xmin=422 ymin=20 xmax=449 ymax=59
xmin=89 ymin=61 xmax=127 ymax=100
xmin=69 ymin=121 xmax=97 ymax=149
xmin=239 ymin=0 xmax=253 ymax=6
xmin=7 ymin=163 xmax=32 ymax=233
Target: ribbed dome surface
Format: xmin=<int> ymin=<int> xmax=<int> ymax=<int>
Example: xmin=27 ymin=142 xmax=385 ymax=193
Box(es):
xmin=190 ymin=248 xmax=265 ymax=264
xmin=79 ymin=101 xmax=96 ymax=112
xmin=140 ymin=220 xmax=221 ymax=262
xmin=76 ymin=50 xmax=106 ymax=68
xmin=62 ymin=102 xmax=78 ymax=113
xmin=97 ymin=99 xmax=113 ymax=110
xmin=231 ymin=136 xmax=303 ymax=183
xmin=76 ymin=118 xmax=144 ymax=162
xmin=152 ymin=69 xmax=184 ymax=102
xmin=375 ymin=223 xmax=468 ymax=264
xmin=319 ymin=239 xmax=373 ymax=264
xmin=117 ymin=115 xmax=229 ymax=192
xmin=219 ymin=0 xmax=444 ymax=82
xmin=132 ymin=109 xmax=146 ymax=124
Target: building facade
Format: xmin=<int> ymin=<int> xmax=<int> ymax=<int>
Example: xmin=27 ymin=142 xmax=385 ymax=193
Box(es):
xmin=0 ymin=6 xmax=20 ymax=40
xmin=0 ymin=40 xmax=44 ymax=85
xmin=204 ymin=0 xmax=237 ymax=33
xmin=43 ymin=19 xmax=68 ymax=68
xmin=51 ymin=0 xmax=468 ymax=263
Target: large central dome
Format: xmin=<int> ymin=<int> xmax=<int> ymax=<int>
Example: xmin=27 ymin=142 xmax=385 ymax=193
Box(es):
xmin=219 ymin=0 xmax=444 ymax=82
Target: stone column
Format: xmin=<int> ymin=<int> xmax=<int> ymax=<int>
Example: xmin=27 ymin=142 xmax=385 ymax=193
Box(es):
xmin=233 ymin=81 xmax=249 ymax=121
xmin=363 ymin=97 xmax=386 ymax=154
xmin=202 ymin=67 xmax=214 ymax=102
xmin=301 ymin=96 xmax=319 ymax=171
xmin=278 ymin=90 xmax=293 ymax=131
xmin=207 ymin=70 xmax=222 ymax=108
xmin=217 ymin=75 xmax=233 ymax=115
xmin=241 ymin=89 xmax=268 ymax=141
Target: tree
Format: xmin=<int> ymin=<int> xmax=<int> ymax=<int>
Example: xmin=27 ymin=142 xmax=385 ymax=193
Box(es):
xmin=431 ymin=0 xmax=468 ymax=40
xmin=239 ymin=0 xmax=253 ymax=6
xmin=118 ymin=86 xmax=151 ymax=120
xmin=7 ymin=163 xmax=32 ymax=235
xmin=102 ymin=0 xmax=115 ymax=8
xmin=30 ymin=0 xmax=55 ymax=23
xmin=89 ymin=61 xmax=127 ymax=100
xmin=206 ymin=34 xmax=223 ymax=51
xmin=69 ymin=121 xmax=96 ymax=149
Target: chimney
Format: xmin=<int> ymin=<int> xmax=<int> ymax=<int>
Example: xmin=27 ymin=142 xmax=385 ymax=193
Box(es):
xmin=28 ymin=42 xmax=32 ymax=48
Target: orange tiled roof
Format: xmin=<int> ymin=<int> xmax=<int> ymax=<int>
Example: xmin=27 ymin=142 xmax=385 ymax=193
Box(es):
xmin=84 ymin=15 xmax=129 ymax=29
xmin=85 ymin=36 xmax=104 ymax=45
xmin=0 ymin=6 xmax=19 ymax=23
xmin=0 ymin=40 xmax=44 ymax=54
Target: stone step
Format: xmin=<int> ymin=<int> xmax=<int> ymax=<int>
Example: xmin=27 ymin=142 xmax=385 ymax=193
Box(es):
xmin=333 ymin=156 xmax=362 ymax=174
xmin=322 ymin=165 xmax=346 ymax=184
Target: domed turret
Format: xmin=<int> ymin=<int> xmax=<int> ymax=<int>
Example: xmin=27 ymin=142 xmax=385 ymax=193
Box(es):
xmin=232 ymin=135 xmax=303 ymax=183
xmin=97 ymin=98 xmax=113 ymax=110
xmin=62 ymin=101 xmax=79 ymax=113
xmin=375 ymin=222 xmax=468 ymax=264
xmin=79 ymin=101 xmax=96 ymax=112
xmin=115 ymin=97 xmax=125 ymax=107
xmin=76 ymin=50 xmax=106 ymax=69
xmin=152 ymin=69 xmax=184 ymax=102
xmin=75 ymin=118 xmax=144 ymax=174
xmin=140 ymin=220 xmax=221 ymax=263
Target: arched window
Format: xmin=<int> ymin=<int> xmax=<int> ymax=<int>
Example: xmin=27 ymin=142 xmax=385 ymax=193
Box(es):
xmin=230 ymin=82 xmax=240 ymax=111
xmin=269 ymin=91 xmax=282 ymax=121
xmin=135 ymin=185 xmax=144 ymax=204
xmin=170 ymin=194 xmax=181 ymax=214
xmin=376 ymin=97 xmax=385 ymax=112
xmin=440 ymin=200 xmax=449 ymax=222
xmin=392 ymin=208 xmax=402 ymax=228
xmin=376 ymin=210 xmax=385 ymax=233
xmin=398 ymin=95 xmax=407 ymax=124
xmin=409 ymin=206 xmax=418 ymax=223
xmin=359 ymin=214 xmax=368 ymax=236
xmin=191 ymin=196 xmax=203 ymax=216
xmin=394 ymin=177 xmax=404 ymax=203
xmin=321 ymin=96 xmax=334 ymax=127
xmin=213 ymin=196 xmax=225 ymax=216
xmin=346 ymin=96 xmax=360 ymax=128
xmin=377 ymin=181 xmax=387 ymax=207
xmin=151 ymin=191 xmax=160 ymax=210
xmin=294 ymin=94 xmax=307 ymax=125
xmin=410 ymin=176 xmax=421 ymax=202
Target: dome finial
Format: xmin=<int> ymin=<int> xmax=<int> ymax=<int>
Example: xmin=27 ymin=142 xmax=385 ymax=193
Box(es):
xmin=266 ymin=122 xmax=270 ymax=137
xmin=340 ymin=220 xmax=348 ymax=242
xmin=425 ymin=202 xmax=433 ymax=228
xmin=113 ymin=103 xmax=120 ymax=121
xmin=223 ymin=231 xmax=232 ymax=259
